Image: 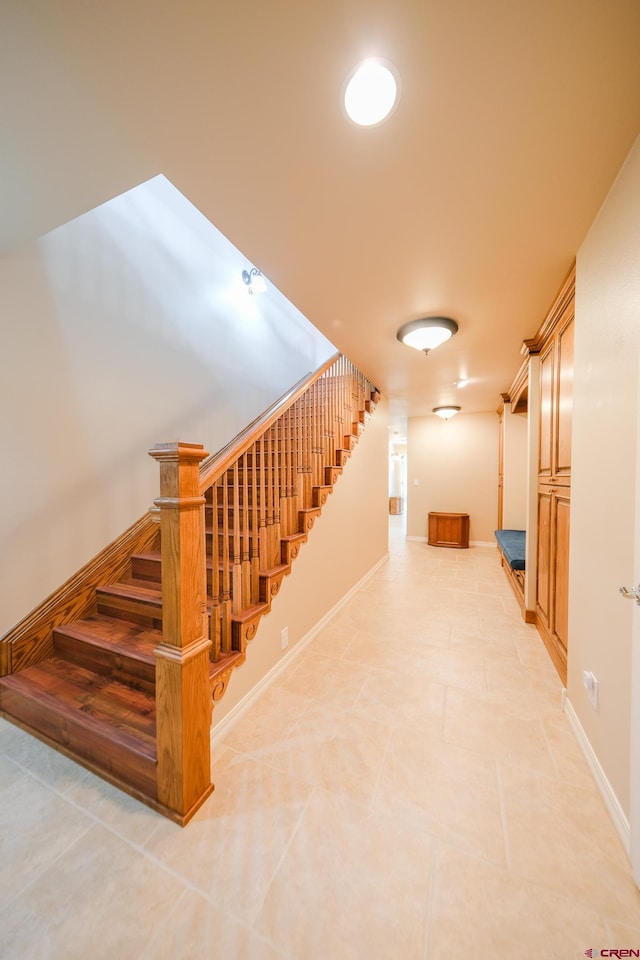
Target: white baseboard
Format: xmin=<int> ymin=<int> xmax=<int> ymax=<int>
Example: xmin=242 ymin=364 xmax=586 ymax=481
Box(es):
xmin=211 ymin=551 xmax=390 ymax=745
xmin=563 ymin=694 xmax=631 ymax=859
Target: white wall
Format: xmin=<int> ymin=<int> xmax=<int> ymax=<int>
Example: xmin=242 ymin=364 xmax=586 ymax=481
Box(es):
xmin=406 ymin=412 xmax=499 ymax=543
xmin=0 ymin=176 xmax=336 ymax=636
xmin=502 ymin=406 xmax=528 ymax=529
xmin=212 ymin=397 xmax=389 ymax=726
xmin=569 ymin=135 xmax=640 ymax=816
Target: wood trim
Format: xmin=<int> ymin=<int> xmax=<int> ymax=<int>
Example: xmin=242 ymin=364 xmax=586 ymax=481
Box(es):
xmin=0 ymin=515 xmax=159 ymax=676
xmin=535 ymin=608 xmax=568 ymax=685
xmin=506 ymin=360 xmax=529 ymax=413
xmin=199 ymin=353 xmax=341 ymax=492
xmin=522 ymin=261 xmax=576 ymax=357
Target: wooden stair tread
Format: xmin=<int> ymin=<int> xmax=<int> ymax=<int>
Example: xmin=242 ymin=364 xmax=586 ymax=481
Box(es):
xmin=0 ymin=658 xmax=157 ymax=758
xmin=54 ymin=614 xmax=160 ymax=664
xmin=98 ymin=580 xmax=162 ymax=605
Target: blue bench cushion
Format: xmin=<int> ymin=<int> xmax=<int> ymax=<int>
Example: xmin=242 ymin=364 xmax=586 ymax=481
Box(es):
xmin=495 ymin=529 xmax=525 ymax=571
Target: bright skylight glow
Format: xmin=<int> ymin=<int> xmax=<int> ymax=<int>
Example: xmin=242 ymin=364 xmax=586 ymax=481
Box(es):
xmin=344 ymin=59 xmax=398 ymax=126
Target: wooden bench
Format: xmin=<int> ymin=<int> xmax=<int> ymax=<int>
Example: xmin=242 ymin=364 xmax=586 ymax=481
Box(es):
xmin=495 ymin=529 xmax=527 ymax=618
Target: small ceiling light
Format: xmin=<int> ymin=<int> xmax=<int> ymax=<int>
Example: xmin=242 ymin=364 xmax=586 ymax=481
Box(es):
xmin=433 ymin=406 xmax=461 ymax=420
xmin=397 ymin=317 xmax=458 ymax=355
xmin=454 ymin=379 xmax=469 ymax=389
xmin=343 ymin=58 xmax=399 ymax=126
xmin=242 ymin=267 xmax=267 ymax=294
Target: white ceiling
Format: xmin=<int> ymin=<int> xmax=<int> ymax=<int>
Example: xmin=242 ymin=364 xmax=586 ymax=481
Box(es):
xmin=2 ymin=0 xmax=640 ymax=433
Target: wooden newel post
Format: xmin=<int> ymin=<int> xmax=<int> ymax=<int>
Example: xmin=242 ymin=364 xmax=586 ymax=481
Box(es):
xmin=148 ymin=441 xmax=213 ymax=825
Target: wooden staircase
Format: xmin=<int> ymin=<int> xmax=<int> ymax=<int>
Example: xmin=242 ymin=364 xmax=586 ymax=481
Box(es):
xmin=0 ymin=356 xmax=380 ymax=824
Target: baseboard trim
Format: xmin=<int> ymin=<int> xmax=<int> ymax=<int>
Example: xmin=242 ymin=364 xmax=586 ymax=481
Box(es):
xmin=563 ymin=694 xmax=631 ymax=859
xmin=405 ymin=536 xmax=494 ymax=547
xmin=211 ymin=551 xmax=390 ymax=745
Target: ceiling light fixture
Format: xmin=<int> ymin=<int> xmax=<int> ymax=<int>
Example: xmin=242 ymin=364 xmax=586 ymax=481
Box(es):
xmin=454 ymin=379 xmax=469 ymax=389
xmin=433 ymin=406 xmax=461 ymax=420
xmin=242 ymin=267 xmax=267 ymax=295
xmin=396 ymin=317 xmax=458 ymax=355
xmin=343 ymin=58 xmax=399 ymax=126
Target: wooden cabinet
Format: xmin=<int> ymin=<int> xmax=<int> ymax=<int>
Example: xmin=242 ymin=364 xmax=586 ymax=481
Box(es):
xmin=428 ymin=512 xmax=470 ymax=549
xmin=529 ymin=267 xmax=575 ymax=683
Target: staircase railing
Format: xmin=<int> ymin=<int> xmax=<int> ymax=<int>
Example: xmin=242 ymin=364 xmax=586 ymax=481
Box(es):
xmin=148 ymin=353 xmax=379 ymax=822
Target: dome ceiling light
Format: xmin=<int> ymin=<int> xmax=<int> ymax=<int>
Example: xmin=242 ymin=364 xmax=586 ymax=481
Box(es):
xmin=343 ymin=58 xmax=399 ymax=126
xmin=433 ymin=406 xmax=461 ymax=420
xmin=396 ymin=317 xmax=458 ymax=355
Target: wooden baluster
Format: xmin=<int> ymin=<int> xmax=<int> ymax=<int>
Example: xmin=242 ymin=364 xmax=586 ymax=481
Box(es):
xmin=301 ymin=388 xmax=311 ymax=508
xmin=148 ymin=441 xmax=213 ymax=824
xmin=240 ymin=452 xmax=251 ymax=607
xmin=220 ymin=470 xmax=231 ymax=653
xmin=231 ymin=462 xmax=242 ymax=614
xmin=272 ymin=421 xmax=281 ymax=566
xmin=250 ymin=440 xmax=260 ymax=601
xmin=279 ymin=409 xmax=289 ymax=537
xmin=315 ymin=378 xmax=323 ymax=486
xmin=208 ymin=481 xmax=221 ymax=663
xmin=286 ymin=405 xmax=296 ymax=535
xmin=259 ymin=434 xmax=269 ymax=573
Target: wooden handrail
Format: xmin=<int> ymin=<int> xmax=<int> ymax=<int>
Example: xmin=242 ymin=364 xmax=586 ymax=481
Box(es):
xmin=199 ymin=352 xmax=340 ymax=492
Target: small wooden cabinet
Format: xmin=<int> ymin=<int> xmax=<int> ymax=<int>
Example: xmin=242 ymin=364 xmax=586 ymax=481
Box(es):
xmin=428 ymin=512 xmax=470 ymax=549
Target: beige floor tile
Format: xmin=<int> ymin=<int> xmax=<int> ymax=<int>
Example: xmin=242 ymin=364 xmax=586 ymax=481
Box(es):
xmin=485 ymin=656 xmax=563 ymax=709
xmin=217 ymin=684 xmax=309 ymax=755
xmin=277 ymin=652 xmax=370 ymax=708
xmin=256 ymin=789 xmax=432 ymax=960
xmin=374 ymin=729 xmax=506 ymax=864
xmin=500 ymin=762 xmax=640 ymax=926
xmin=238 ymin=701 xmax=392 ymax=809
xmin=354 ymin=665 xmax=445 ymax=732
xmin=428 ymin=842 xmax=612 ymax=960
xmin=0 ymin=824 xmax=185 ymax=960
xmin=0 ymin=773 xmax=93 ymax=906
xmin=143 ymin=750 xmax=312 ymax=923
xmin=540 ymin=710 xmax=597 ymax=787
xmin=0 ymin=719 xmax=91 ymax=795
xmin=64 ymin=768 xmax=165 ymax=846
xmin=398 ymin=645 xmax=487 ymax=696
xmin=138 ymin=889 xmax=287 ymax=960
xmin=0 ymin=752 xmax=29 ymax=792
xmin=604 ymin=917 xmax=640 ymax=950
xmin=444 ymin=687 xmax=556 ymax=776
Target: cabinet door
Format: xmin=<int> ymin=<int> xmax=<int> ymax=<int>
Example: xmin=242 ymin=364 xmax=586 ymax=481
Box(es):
xmin=553 ymin=492 xmax=571 ymax=658
xmin=536 ymin=489 xmax=552 ymax=628
xmin=555 ymin=312 xmax=574 ymax=481
xmin=539 ymin=342 xmax=555 ymax=479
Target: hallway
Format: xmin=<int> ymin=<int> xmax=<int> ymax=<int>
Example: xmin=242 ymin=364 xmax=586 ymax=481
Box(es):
xmin=1 ymin=521 xmax=640 ymax=958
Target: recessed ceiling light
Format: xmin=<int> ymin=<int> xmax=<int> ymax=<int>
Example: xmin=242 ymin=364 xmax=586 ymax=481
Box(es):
xmin=343 ymin=58 xmax=399 ymax=126
xmin=454 ymin=379 xmax=469 ymax=389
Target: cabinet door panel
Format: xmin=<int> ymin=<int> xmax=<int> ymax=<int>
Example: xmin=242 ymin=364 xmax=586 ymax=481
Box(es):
xmin=556 ymin=313 xmax=574 ymax=477
xmin=539 ymin=343 xmax=554 ymax=477
xmin=537 ymin=491 xmax=552 ymax=625
xmin=553 ymin=493 xmax=571 ymax=656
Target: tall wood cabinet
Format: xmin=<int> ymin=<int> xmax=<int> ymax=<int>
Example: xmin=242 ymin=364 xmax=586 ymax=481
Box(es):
xmin=525 ymin=266 xmax=575 ymax=682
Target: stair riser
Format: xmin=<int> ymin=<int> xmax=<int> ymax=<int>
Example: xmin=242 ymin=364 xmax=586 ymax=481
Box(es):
xmin=0 ymin=686 xmax=157 ymax=798
xmin=96 ymin=595 xmax=162 ymax=627
xmin=131 ymin=556 xmax=162 ymax=583
xmin=53 ymin=633 xmax=155 ymax=695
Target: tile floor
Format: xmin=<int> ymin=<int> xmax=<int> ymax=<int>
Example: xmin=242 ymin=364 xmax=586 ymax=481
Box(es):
xmin=2 ymin=519 xmax=640 ymax=959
